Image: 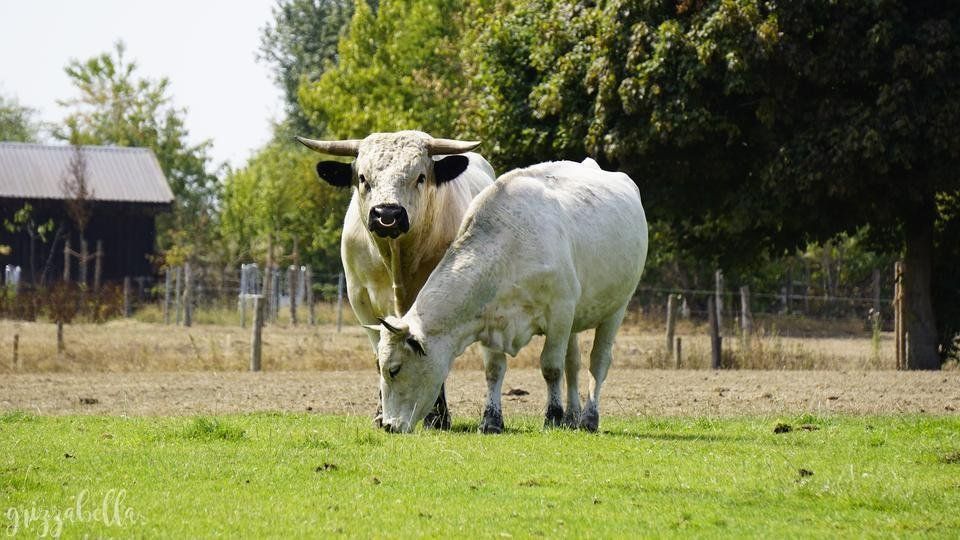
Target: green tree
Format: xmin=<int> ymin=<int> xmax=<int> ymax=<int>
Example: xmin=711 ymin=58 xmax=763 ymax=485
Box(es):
xmin=0 ymin=93 xmax=40 ymax=142
xmin=463 ymin=0 xmax=960 ymax=368
xmin=298 ymin=0 xmax=466 ymax=138
xmin=259 ymin=0 xmax=355 ymax=134
xmin=56 ymin=41 xmax=220 ymax=263
xmin=220 ymin=135 xmax=351 ymax=275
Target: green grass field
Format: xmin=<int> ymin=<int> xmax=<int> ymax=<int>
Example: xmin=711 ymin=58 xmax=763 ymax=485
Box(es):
xmin=2 ymin=412 xmax=959 ymax=538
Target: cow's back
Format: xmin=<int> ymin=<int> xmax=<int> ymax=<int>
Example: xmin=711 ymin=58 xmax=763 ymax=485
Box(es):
xmin=464 ymin=161 xmax=647 ymax=333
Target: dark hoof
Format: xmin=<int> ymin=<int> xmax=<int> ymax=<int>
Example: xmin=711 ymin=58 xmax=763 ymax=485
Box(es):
xmin=424 ymin=411 xmax=451 ymax=430
xmin=479 ymin=406 xmax=504 ymax=434
xmin=544 ymin=404 xmax=564 ymax=428
xmin=562 ymin=409 xmax=581 ymax=429
xmin=424 ymin=384 xmax=451 ymax=430
xmin=579 ymin=408 xmax=599 ymax=432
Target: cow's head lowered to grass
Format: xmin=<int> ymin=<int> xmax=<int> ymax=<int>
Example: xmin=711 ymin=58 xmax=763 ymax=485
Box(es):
xmin=297 ymin=131 xmax=479 ymax=239
xmin=365 ymin=315 xmax=450 ymax=433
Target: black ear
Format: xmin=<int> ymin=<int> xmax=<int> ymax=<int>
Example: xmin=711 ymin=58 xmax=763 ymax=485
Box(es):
xmin=433 ymin=155 xmax=470 ymax=185
xmin=316 ymin=161 xmax=354 ymax=187
xmin=406 ymin=336 xmax=426 ymax=356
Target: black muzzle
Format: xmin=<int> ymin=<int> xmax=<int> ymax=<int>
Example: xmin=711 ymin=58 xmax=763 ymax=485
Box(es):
xmin=368 ymin=204 xmax=410 ymax=238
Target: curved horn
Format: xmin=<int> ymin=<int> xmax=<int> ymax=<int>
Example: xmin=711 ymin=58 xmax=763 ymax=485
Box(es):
xmin=377 ymin=317 xmax=409 ymax=336
xmin=295 ymin=136 xmax=362 ymax=157
xmin=425 ymin=138 xmax=481 ymax=156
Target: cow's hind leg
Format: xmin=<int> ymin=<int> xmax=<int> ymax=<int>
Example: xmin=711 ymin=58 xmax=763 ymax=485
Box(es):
xmin=423 ymin=385 xmax=452 ymax=430
xmin=581 ymin=303 xmax=628 ymax=432
xmin=479 ymin=347 xmax=508 ymax=434
xmin=561 ymin=333 xmax=581 ymax=428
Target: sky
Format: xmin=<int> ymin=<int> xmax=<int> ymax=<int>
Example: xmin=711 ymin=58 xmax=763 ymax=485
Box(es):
xmin=0 ymin=0 xmax=284 ymax=170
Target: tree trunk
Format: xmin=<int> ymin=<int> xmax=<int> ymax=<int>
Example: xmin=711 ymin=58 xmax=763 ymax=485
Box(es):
xmin=904 ymin=201 xmax=940 ymax=370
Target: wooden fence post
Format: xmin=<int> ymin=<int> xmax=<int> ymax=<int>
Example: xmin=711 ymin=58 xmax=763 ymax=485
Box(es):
xmin=740 ymin=285 xmax=753 ymax=347
xmin=56 ymin=321 xmax=64 ymax=356
xmin=123 ymin=277 xmax=132 ymax=317
xmin=238 ymin=264 xmax=247 ymax=328
xmin=306 ymin=266 xmax=316 ymax=326
xmin=183 ymin=263 xmax=193 ymax=327
xmin=163 ymin=268 xmax=172 ymax=325
xmin=79 ymin=238 xmax=88 ymax=287
xmin=288 ymin=265 xmax=298 ymax=326
xmin=708 ymin=296 xmax=721 ymax=369
xmin=336 ymin=271 xmax=345 ymax=332
xmin=665 ymin=294 xmax=678 ymax=353
xmin=12 ymin=333 xmax=19 ymax=371
xmin=894 ymin=261 xmax=905 ymax=370
xmin=93 ymin=240 xmax=103 ymax=292
xmin=714 ymin=270 xmax=724 ymax=335
xmin=674 ymin=336 xmax=682 ymax=369
xmin=271 ymin=266 xmax=280 ymax=322
xmin=785 ymin=265 xmax=793 ymax=313
xmin=175 ymin=266 xmax=183 ymax=325
xmin=63 ymin=239 xmax=71 ymax=283
xmin=250 ymin=295 xmax=265 ymax=372
xmin=872 ymin=268 xmax=881 ymax=316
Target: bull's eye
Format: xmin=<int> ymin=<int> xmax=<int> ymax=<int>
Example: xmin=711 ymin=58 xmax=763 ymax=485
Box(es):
xmin=416 ymin=174 xmax=425 ymax=185
xmin=388 ymin=365 xmax=401 ymax=379
xmin=359 ymin=174 xmax=368 ymax=189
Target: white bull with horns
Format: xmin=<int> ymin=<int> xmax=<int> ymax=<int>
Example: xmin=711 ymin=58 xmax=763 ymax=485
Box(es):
xmin=297 ymin=130 xmax=506 ymax=429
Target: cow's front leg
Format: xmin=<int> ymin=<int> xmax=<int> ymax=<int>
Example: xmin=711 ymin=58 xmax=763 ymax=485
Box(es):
xmin=423 ymin=384 xmax=451 ymax=430
xmin=540 ymin=315 xmax=574 ymax=428
xmin=479 ymin=347 xmax=507 ymax=434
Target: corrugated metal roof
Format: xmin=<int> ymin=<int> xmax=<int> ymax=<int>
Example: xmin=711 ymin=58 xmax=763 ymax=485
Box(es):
xmin=0 ymin=142 xmax=174 ymax=204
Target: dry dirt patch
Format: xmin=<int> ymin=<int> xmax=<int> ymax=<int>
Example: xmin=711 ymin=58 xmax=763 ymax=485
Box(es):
xmin=2 ymin=369 xmax=958 ymax=418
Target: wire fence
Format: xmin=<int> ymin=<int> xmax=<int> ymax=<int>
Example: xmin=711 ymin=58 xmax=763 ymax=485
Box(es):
xmin=2 ymin=261 xmax=897 ymax=335
xmin=0 ymin=261 xmax=913 ymax=373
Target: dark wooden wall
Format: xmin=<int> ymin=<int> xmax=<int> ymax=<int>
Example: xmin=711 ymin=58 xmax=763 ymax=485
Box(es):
xmin=0 ymin=198 xmax=169 ymax=286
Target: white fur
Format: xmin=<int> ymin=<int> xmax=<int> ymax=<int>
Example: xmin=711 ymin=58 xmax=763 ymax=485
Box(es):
xmin=377 ymin=160 xmax=649 ymax=432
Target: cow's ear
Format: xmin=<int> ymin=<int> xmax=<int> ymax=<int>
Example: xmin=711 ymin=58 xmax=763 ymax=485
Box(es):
xmin=433 ymin=155 xmax=470 ymax=185
xmin=316 ymin=161 xmax=354 ymax=188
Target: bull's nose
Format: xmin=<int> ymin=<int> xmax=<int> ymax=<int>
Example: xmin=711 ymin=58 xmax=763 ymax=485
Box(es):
xmin=368 ymin=204 xmax=410 ymax=238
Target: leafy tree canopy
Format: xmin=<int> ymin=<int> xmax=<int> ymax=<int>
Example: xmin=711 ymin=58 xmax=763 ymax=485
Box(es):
xmin=458 ymin=0 xmax=959 ymax=366
xmin=220 ymin=132 xmax=351 ymax=275
xmin=298 ymin=0 xmax=467 ymax=138
xmin=259 ymin=0 xmax=356 ymax=134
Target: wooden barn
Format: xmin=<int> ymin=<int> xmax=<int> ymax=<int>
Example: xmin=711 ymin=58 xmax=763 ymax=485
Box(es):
xmin=0 ymin=142 xmax=173 ymax=287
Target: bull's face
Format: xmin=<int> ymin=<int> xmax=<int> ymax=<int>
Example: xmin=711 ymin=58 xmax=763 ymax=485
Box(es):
xmin=298 ymin=131 xmax=478 ymax=240
xmin=369 ymin=316 xmax=448 ymax=433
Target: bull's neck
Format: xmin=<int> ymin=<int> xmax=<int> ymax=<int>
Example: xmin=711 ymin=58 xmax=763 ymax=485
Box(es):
xmin=370 ymin=223 xmax=448 ymax=316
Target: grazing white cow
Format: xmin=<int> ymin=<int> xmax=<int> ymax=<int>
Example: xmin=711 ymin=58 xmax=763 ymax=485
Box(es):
xmin=297 ymin=130 xmax=504 ymax=428
xmin=371 ymin=159 xmax=648 ymax=433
